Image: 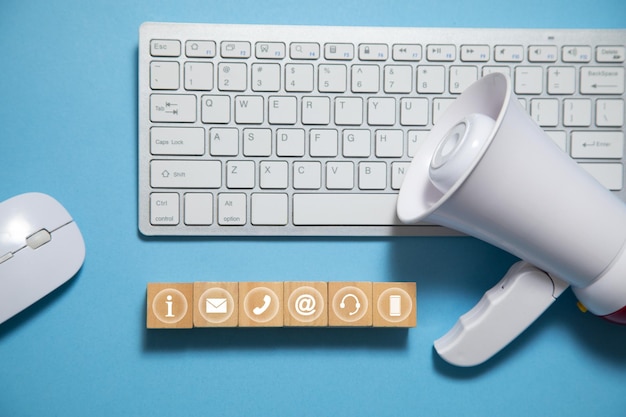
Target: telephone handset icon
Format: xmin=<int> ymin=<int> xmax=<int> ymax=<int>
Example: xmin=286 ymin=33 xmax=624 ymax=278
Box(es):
xmin=253 ymin=294 xmax=272 ymax=316
xmin=340 ymin=294 xmax=361 ymax=316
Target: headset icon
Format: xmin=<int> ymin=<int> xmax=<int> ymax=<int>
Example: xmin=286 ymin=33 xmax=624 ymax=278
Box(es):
xmin=339 ymin=293 xmax=361 ymax=316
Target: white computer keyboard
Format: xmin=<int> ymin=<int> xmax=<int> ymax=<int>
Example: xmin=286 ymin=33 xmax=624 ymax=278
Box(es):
xmin=138 ymin=23 xmax=625 ymax=236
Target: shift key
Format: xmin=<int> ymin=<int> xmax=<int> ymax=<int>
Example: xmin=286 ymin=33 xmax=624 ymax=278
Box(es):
xmin=151 ymin=160 xmax=221 ymax=188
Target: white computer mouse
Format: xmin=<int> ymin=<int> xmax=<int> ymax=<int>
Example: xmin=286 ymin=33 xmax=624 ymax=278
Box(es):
xmin=0 ymin=193 xmax=85 ymax=324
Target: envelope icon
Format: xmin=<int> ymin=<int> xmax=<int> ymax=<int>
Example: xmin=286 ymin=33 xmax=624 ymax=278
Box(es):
xmin=206 ymin=298 xmax=228 ymax=314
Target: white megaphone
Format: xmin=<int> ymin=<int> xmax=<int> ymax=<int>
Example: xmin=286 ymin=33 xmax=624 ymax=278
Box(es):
xmin=397 ymin=72 xmax=626 ymax=367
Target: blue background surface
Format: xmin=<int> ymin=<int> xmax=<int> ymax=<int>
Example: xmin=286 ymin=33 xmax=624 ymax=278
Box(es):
xmin=1 ymin=1 xmax=625 ymax=416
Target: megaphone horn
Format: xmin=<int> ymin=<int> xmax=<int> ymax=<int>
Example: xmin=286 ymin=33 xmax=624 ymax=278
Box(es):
xmin=397 ymin=72 xmax=626 ymax=367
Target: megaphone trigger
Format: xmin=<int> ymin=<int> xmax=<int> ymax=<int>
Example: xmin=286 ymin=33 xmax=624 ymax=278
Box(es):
xmin=434 ymin=262 xmax=569 ymax=367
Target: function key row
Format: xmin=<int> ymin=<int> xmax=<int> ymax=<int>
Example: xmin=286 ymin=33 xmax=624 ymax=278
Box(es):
xmin=150 ymin=39 xmax=625 ymax=63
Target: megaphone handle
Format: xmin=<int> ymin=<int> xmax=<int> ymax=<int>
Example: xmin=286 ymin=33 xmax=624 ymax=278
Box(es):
xmin=434 ymin=261 xmax=569 ymax=367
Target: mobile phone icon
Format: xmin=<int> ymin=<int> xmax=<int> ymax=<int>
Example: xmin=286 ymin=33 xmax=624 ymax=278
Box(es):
xmin=389 ymin=295 xmax=401 ymax=317
xmin=253 ymin=294 xmax=272 ymax=316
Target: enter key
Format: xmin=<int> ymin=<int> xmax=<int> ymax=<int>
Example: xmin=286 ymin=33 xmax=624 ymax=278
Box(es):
xmin=571 ymin=131 xmax=624 ymax=159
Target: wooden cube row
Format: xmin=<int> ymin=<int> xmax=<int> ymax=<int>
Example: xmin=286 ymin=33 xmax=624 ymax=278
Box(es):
xmin=147 ymin=281 xmax=416 ymax=328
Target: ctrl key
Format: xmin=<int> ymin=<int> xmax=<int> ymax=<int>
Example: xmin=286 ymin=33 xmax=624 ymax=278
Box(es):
xmin=150 ymin=193 xmax=179 ymax=225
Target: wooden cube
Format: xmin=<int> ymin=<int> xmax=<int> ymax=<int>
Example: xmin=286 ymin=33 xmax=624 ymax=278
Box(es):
xmin=239 ymin=282 xmax=284 ymax=327
xmin=146 ymin=283 xmax=193 ymax=329
xmin=193 ymin=282 xmax=238 ymax=327
xmin=284 ymin=282 xmax=328 ymax=327
xmin=372 ymin=282 xmax=417 ymax=327
xmin=328 ymin=282 xmax=372 ymax=327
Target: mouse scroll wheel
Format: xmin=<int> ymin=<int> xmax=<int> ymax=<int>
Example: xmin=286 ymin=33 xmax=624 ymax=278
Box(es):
xmin=26 ymin=229 xmax=52 ymax=250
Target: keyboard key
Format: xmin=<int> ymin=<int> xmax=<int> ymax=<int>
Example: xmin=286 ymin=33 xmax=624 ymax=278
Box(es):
xmin=433 ymin=98 xmax=455 ymax=124
xmin=309 ymin=129 xmax=338 ymax=157
xmin=400 ymin=98 xmax=428 ymax=126
xmin=251 ymin=193 xmax=289 ymax=225
xmin=545 ymin=131 xmax=567 ymax=152
xmin=384 ymin=65 xmax=412 ymax=93
xmin=342 ymin=129 xmax=370 ymax=157
xmin=547 ymin=66 xmax=575 ymax=94
xmin=482 ymin=66 xmax=511 ymax=77
xmin=580 ymin=66 xmax=624 ymax=95
xmin=359 ymin=162 xmax=386 ymax=189
xmin=494 ymin=45 xmax=523 ymax=62
xmin=293 ymin=161 xmax=322 ymax=189
xmin=251 ymin=63 xmax=281 ymax=92
xmin=150 ymin=193 xmax=179 ymax=225
xmin=391 ymin=162 xmax=411 ymax=189
xmin=218 ymin=63 xmax=247 ymax=91
xmin=368 ymin=98 xmax=396 ymax=126
xmin=562 ymin=45 xmax=591 ymax=62
xmin=210 ymin=128 xmax=239 ymax=156
xmin=417 ymin=66 xmax=445 ymax=93
xmin=319 ymin=64 xmax=347 ymax=92
xmin=260 ymin=161 xmax=288 ymax=189
xmin=243 ymin=128 xmax=272 ymax=156
xmin=220 ymin=41 xmax=251 ymax=58
xmin=226 ymin=160 xmax=255 ymax=189
xmin=335 ymin=97 xmax=363 ymax=125
xmin=150 ymin=127 xmax=205 ymax=155
xmin=359 ymin=44 xmax=388 ymax=61
xmin=255 ymin=42 xmax=285 ymax=59
xmin=351 ymin=65 xmax=380 ymax=93
xmin=184 ymin=193 xmax=213 ymax=225
xmin=293 ymin=194 xmax=401 ymax=225
xmin=407 ymin=130 xmax=429 ymax=157
xmin=217 ymin=193 xmax=247 ymax=225
xmin=375 ymin=130 xmax=403 ymax=157
xmin=427 ymin=44 xmax=455 ymax=61
xmin=150 ymin=39 xmax=180 ymax=57
xmin=449 ymin=65 xmax=478 ymax=94
xmin=150 ymin=160 xmax=221 ymax=188
xmin=184 ymin=62 xmax=213 ymax=91
xmin=392 ymin=44 xmax=422 ymax=61
xmin=324 ymin=43 xmax=354 ymax=60
xmin=596 ymin=99 xmax=624 ymax=127
xmin=528 ymin=45 xmax=558 ymax=62
xmin=185 ymin=40 xmax=216 ymax=58
xmin=460 ymin=45 xmax=489 ymax=62
xmin=285 ymin=64 xmax=314 ymax=92
xmin=276 ymin=129 xmax=305 ymax=156
xmin=150 ymin=61 xmax=179 ymax=90
xmin=202 ymin=95 xmax=231 ymax=124
xmin=514 ymin=66 xmax=543 ymax=94
xmin=269 ymin=96 xmax=297 ymax=124
xmin=596 ymin=46 xmax=624 ymax=63
xmin=150 ymin=94 xmax=196 ymax=123
xmin=302 ymin=97 xmax=330 ymax=125
xmin=290 ymin=42 xmax=320 ymax=60
xmin=571 ymin=131 xmax=623 ymax=159
xmin=326 ymin=162 xmax=354 ymax=189
xmin=234 ymin=95 xmax=264 ymax=124
xmin=530 ymin=99 xmax=559 ymax=126
xmin=563 ymin=99 xmax=591 ymax=127
xmin=579 ymin=163 xmax=623 ymax=190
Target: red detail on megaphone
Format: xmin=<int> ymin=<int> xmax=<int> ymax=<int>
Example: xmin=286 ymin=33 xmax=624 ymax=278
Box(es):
xmin=601 ymin=305 xmax=626 ymax=325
